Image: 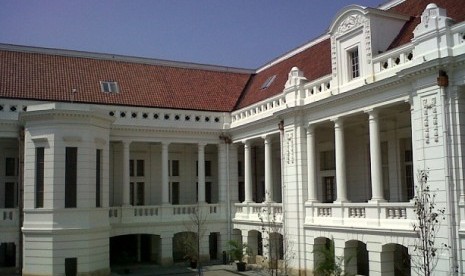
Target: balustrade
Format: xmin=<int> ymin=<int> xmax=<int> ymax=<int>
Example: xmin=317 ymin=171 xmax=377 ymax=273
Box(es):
xmin=304 ymin=202 xmax=415 ymax=230
xmin=108 ymin=204 xmax=223 ymax=225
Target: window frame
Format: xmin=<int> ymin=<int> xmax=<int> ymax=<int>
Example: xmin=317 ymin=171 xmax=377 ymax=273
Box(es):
xmin=348 ymin=47 xmax=360 ymax=80
xmin=100 ymin=81 xmax=119 ymax=93
xmin=35 ymin=147 xmax=45 ymax=208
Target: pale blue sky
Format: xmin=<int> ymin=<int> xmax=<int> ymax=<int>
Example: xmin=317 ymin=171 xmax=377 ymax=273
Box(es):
xmin=0 ymin=0 xmax=387 ymax=68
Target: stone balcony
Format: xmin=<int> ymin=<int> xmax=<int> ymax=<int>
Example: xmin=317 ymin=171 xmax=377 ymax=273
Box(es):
xmin=108 ymin=203 xmax=224 ymax=225
xmin=233 ymin=202 xmax=283 ymax=224
xmin=305 ymin=201 xmax=416 ymax=231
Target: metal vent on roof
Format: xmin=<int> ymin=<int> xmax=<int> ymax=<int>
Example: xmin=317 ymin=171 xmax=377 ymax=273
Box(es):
xmin=260 ymin=75 xmax=276 ymax=90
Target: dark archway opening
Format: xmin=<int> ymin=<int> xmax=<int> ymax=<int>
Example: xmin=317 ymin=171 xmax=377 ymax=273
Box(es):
xmin=110 ymin=234 xmax=160 ymax=266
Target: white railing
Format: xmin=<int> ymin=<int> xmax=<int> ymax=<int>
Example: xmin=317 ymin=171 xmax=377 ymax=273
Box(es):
xmin=373 ymin=44 xmax=414 ymax=81
xmin=108 ymin=204 xmax=224 ymax=225
xmin=452 ymin=21 xmax=465 ymax=56
xmin=0 ymin=208 xmax=18 ymax=227
xmin=233 ymin=202 xmax=283 ymax=224
xmin=304 ymin=75 xmax=333 ymax=104
xmin=305 ymin=201 xmax=415 ymax=230
xmin=231 ymin=95 xmax=286 ymax=127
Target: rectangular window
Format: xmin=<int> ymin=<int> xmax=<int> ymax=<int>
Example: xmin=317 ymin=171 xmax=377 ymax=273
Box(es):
xmin=4 ymin=182 xmax=16 ymax=208
xmin=5 ymin=157 xmax=16 ymax=176
xmin=323 ymin=176 xmax=336 ymax=203
xmin=170 ymin=182 xmax=179 ymax=205
xmin=196 ymin=160 xmax=212 ymax=177
xmin=320 ymin=150 xmax=335 ymax=171
xmin=238 ymin=181 xmax=245 ymax=202
xmin=349 ymin=48 xmax=360 ymax=79
xmin=238 ymin=161 xmax=243 ymax=177
xmin=65 ymin=147 xmax=77 ymax=208
xmin=100 ymin=81 xmax=119 ymax=93
xmin=96 ymin=149 xmax=102 ymax=208
xmin=405 ymin=149 xmax=414 ymax=199
xmin=381 ymin=142 xmax=390 ymax=201
xmin=136 ymin=160 xmax=144 ymax=176
xmin=170 ymin=160 xmax=179 ymax=176
xmin=130 ymin=182 xmax=145 ymax=206
xmin=130 ymin=182 xmax=135 ymax=206
xmin=205 ymin=161 xmax=211 ymax=177
xmin=35 ymin=147 xmax=44 ymax=208
xmin=129 ymin=159 xmax=134 ymax=177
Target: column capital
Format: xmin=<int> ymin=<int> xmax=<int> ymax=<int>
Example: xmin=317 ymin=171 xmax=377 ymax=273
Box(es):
xmin=330 ymin=116 xmax=343 ymax=124
xmin=242 ymin=139 xmax=251 ymax=147
xmin=262 ymin=135 xmax=272 ymax=143
xmin=161 ymin=141 xmax=170 ymax=147
xmin=122 ymin=140 xmax=132 ymax=147
xmin=364 ymin=108 xmax=379 ymax=117
xmin=331 ymin=117 xmax=344 ymax=128
xmin=198 ymin=142 xmax=207 ymax=148
xmin=306 ymin=123 xmax=315 ymax=134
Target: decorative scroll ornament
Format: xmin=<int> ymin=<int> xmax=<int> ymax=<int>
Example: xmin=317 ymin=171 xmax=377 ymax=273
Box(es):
xmin=422 ymin=97 xmax=438 ymax=144
xmin=286 ymin=131 xmax=294 ymax=164
xmin=335 ymin=14 xmax=366 ymax=36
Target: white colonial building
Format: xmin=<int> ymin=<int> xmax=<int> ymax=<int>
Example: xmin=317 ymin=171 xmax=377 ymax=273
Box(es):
xmin=1 ymin=0 xmax=465 ymax=275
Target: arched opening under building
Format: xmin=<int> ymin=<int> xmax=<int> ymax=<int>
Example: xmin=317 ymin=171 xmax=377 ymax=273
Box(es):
xmin=268 ymin=232 xmax=283 ymax=268
xmin=0 ymin=242 xmax=15 ymax=267
xmin=247 ymin=230 xmax=262 ymax=264
xmin=173 ymin=232 xmax=197 ymax=263
xmin=110 ymin=234 xmax=160 ymax=266
xmin=345 ymin=240 xmax=368 ymax=276
xmin=384 ymin=243 xmax=411 ymax=275
xmin=313 ymin=237 xmax=332 ymax=274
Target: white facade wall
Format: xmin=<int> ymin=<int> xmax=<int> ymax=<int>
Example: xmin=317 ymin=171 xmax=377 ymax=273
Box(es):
xmin=0 ymin=2 xmax=464 ymax=276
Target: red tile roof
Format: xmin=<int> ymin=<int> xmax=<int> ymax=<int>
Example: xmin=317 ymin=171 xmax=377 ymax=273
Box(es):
xmin=0 ymin=49 xmax=252 ymax=112
xmin=388 ymin=0 xmax=465 ymax=49
xmin=1 ymin=0 xmax=464 ymax=112
xmin=234 ymin=0 xmax=465 ymax=110
xmin=235 ymin=39 xmax=331 ymax=110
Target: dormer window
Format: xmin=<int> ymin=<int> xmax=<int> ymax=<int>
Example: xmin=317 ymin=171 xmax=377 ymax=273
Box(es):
xmin=100 ymin=81 xmax=119 ymax=93
xmin=261 ymin=75 xmax=276 ymax=90
xmin=349 ymin=48 xmax=360 ymax=79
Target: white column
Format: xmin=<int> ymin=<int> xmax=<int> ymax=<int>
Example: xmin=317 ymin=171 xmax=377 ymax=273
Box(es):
xmin=264 ymin=135 xmax=274 ymax=202
xmin=306 ymin=124 xmax=318 ymax=202
xmin=198 ymin=143 xmax=206 ymax=204
xmin=367 ymin=109 xmax=385 ymax=202
xmin=217 ymin=143 xmax=227 ymax=203
xmin=333 ymin=118 xmax=348 ymax=202
xmin=244 ymin=140 xmax=253 ymax=203
xmin=161 ymin=142 xmax=170 ymax=205
xmin=122 ymin=141 xmax=131 ymax=206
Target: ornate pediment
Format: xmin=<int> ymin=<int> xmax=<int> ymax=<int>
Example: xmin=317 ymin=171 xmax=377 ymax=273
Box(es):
xmin=335 ymin=13 xmax=367 ymax=37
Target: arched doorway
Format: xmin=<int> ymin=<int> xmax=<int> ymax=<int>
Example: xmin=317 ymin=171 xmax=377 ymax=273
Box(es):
xmin=345 ymin=240 xmax=368 ymax=275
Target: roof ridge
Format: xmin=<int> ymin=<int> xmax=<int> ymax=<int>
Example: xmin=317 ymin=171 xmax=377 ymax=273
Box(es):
xmin=0 ymin=43 xmax=255 ymax=74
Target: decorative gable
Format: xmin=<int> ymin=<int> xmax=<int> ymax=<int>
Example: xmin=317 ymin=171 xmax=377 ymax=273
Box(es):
xmin=328 ymin=5 xmax=409 ymax=93
xmin=412 ymin=3 xmax=454 ymax=63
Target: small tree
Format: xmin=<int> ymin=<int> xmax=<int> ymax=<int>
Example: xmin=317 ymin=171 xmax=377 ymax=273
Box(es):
xmin=412 ymin=170 xmax=447 ymax=276
xmin=227 ymin=240 xmax=251 ymax=271
xmin=258 ymin=198 xmax=295 ymax=276
xmin=181 ymin=205 xmax=208 ymax=273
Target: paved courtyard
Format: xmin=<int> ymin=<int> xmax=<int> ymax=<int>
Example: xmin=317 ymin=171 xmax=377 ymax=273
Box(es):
xmin=110 ymin=263 xmax=266 ymax=276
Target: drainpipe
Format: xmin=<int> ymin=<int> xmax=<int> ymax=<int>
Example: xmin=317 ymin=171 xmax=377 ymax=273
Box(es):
xmin=438 ymin=70 xmax=459 ymax=275
xmin=18 ymin=127 xmax=24 ymax=274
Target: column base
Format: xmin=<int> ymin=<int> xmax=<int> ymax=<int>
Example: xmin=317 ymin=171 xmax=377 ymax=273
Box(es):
xmin=368 ymin=199 xmax=386 ymax=204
